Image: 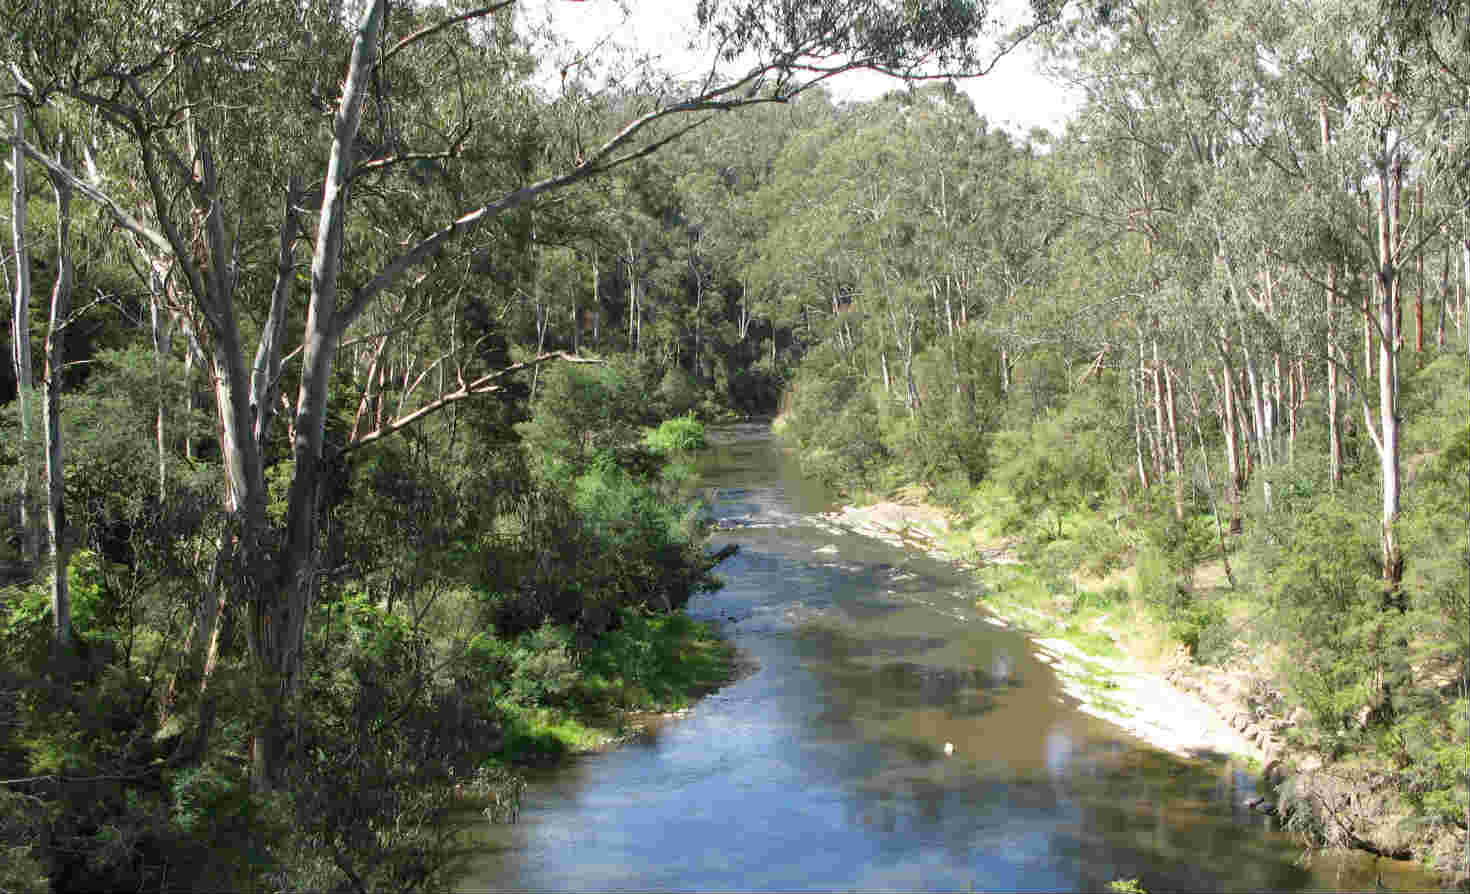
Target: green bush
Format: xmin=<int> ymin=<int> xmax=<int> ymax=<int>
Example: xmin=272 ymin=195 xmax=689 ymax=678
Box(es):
xmin=656 ymin=366 xmax=701 ymax=417
xmin=1074 ymin=516 xmax=1128 ymax=577
xmin=1261 ymin=498 xmax=1403 ymax=737
xmin=508 ymin=624 xmax=580 ymax=706
xmin=1074 ymin=582 xmax=1130 ymax=614
xmin=644 ymin=414 xmax=708 ymax=454
xmin=988 ymin=415 xmax=1109 ymax=541
xmin=1396 ymin=698 xmax=1469 ymax=828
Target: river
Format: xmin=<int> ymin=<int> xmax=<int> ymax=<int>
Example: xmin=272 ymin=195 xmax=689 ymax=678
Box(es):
xmin=453 ymin=423 xmax=1437 ymax=892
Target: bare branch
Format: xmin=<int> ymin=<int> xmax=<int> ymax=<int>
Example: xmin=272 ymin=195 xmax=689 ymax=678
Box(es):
xmin=337 ymin=351 xmax=600 ymax=456
xmin=379 ymin=2 xmax=515 ymax=67
xmin=1 ymin=132 xmax=170 ymax=254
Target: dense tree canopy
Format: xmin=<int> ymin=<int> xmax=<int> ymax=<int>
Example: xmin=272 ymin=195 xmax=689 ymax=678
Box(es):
xmin=2 ymin=0 xmax=1466 ymax=889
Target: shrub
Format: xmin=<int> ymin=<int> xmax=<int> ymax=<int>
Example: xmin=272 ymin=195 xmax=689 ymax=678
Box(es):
xmin=644 ymin=414 xmax=708 ymax=454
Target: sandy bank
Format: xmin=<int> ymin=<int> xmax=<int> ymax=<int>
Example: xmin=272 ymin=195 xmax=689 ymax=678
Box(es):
xmin=820 ymin=501 xmax=1264 ymax=765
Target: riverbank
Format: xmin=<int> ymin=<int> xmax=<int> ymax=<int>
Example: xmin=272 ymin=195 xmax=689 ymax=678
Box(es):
xmin=819 ymin=501 xmax=1264 ymax=764
xmin=484 ymin=609 xmax=747 ymax=766
xmin=819 ymin=497 xmax=1467 ymax=888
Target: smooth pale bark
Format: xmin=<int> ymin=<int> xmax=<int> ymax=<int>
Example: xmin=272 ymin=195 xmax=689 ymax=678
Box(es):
xmin=254 ymin=0 xmax=386 ymax=790
xmin=10 ymin=87 xmax=36 ymax=565
xmin=1416 ymin=183 xmax=1425 ymax=357
xmin=1375 ymin=154 xmax=1404 ymax=597
xmin=626 ymin=235 xmax=638 ymax=353
xmin=1163 ymin=361 xmax=1185 ymax=521
xmin=1132 ymin=366 xmax=1151 ymax=492
xmin=149 ymin=284 xmax=170 ymax=502
xmin=1437 ymin=239 xmax=1450 ymax=349
xmin=250 ymin=176 xmax=302 ymax=452
xmin=1242 ymin=331 xmax=1271 ymax=512
xmin=1328 ymin=264 xmax=1342 ymax=487
xmin=1320 ymin=102 xmax=1342 ymax=488
xmin=1214 ymin=358 xmax=1243 ymax=534
xmin=1151 ymin=340 xmax=1168 ymax=485
xmin=43 ymin=155 xmax=74 ymax=654
xmin=1231 ymin=367 xmax=1254 ymax=485
xmin=1364 ymin=268 xmax=1375 ymax=381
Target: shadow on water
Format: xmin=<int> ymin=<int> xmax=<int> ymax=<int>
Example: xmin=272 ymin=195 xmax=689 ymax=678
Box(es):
xmin=450 ymin=426 xmax=1441 ymax=893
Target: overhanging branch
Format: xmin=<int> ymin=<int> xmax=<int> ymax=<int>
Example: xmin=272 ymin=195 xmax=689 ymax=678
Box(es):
xmin=334 ymin=351 xmax=600 ymax=457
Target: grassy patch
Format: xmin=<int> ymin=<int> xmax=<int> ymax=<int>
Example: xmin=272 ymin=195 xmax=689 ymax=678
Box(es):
xmin=488 ymin=608 xmax=738 ymax=765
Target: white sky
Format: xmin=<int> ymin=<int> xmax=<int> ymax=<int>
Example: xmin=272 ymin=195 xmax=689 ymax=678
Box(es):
xmin=514 ymin=0 xmax=1082 ymax=137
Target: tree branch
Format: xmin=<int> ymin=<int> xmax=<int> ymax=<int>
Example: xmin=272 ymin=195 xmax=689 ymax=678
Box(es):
xmin=336 ymin=351 xmax=600 ymax=457
xmin=378 ymin=2 xmax=515 ymax=67
xmin=1 ymin=132 xmax=170 ymax=254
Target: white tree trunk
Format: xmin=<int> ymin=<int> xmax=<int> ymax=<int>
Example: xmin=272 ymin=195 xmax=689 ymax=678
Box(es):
xmin=253 ymin=0 xmax=386 ymax=791
xmin=10 ymin=86 xmax=36 ymax=565
xmin=43 ymin=155 xmax=74 ymax=653
xmin=149 ymin=288 xmax=171 ymax=503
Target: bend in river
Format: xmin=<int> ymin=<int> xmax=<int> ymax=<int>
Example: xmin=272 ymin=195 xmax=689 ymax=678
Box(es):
xmin=454 ymin=423 xmax=1437 ymax=892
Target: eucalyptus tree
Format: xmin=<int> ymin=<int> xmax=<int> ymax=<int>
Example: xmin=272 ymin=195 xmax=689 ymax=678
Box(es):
xmin=8 ymin=74 xmax=36 ymax=565
xmin=1210 ymin=0 xmax=1470 ymax=594
xmin=5 ymin=0 xmax=1057 ymax=790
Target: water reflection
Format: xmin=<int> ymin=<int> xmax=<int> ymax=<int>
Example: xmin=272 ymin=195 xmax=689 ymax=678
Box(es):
xmin=451 ymin=427 xmax=1437 ymax=892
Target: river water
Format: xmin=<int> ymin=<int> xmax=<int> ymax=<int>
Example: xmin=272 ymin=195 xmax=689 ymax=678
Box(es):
xmin=454 ymin=424 xmax=1436 ymax=892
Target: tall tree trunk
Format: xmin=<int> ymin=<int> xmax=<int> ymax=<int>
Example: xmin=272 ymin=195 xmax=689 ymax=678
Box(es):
xmin=1328 ymin=264 xmax=1342 ymax=487
xmin=10 ymin=85 xmax=37 ymax=566
xmin=1376 ymin=149 xmax=1404 ymax=601
xmin=1415 ymin=183 xmax=1424 ymax=358
xmin=1217 ymin=358 xmax=1243 ymax=534
xmin=1437 ymin=238 xmax=1450 ymax=349
xmin=625 ymin=235 xmax=638 ymax=354
xmin=1132 ymin=367 xmax=1151 ymax=492
xmin=1239 ymin=326 xmax=1272 ymax=513
xmin=1163 ymin=362 xmax=1185 ymax=520
xmin=1151 ymin=339 xmax=1168 ymax=486
xmin=249 ymin=0 xmax=386 ymax=791
xmin=1232 ymin=367 xmax=1254 ymax=485
xmin=150 ymin=289 xmax=172 ymax=503
xmin=1321 ymin=100 xmax=1342 ymax=488
xmin=43 ymin=153 xmax=74 ymax=655
xmin=184 ymin=348 xmax=196 ymax=462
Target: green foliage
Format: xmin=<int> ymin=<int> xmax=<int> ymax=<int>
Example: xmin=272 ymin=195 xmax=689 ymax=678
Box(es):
xmin=3 ymin=550 xmax=123 ymax=660
xmin=1108 ymin=879 xmax=1148 ymax=894
xmin=989 ymin=414 xmax=1110 ymax=541
xmin=644 ymin=414 xmax=709 ymax=454
xmin=505 ymin=624 xmax=580 ymax=707
xmin=517 ymin=359 xmax=651 ymax=479
xmin=485 ymin=608 xmax=736 ymax=763
xmin=1387 ymin=698 xmax=1469 ymax=828
xmin=779 ymin=351 xmax=891 ymax=490
xmin=656 ymin=366 xmax=702 ymax=417
xmin=1254 ymin=498 xmax=1399 ymax=738
xmin=0 ymin=790 xmax=49 ymax=893
xmin=578 ymin=607 xmax=736 ymax=710
xmin=1073 ymin=516 xmax=1129 ymax=578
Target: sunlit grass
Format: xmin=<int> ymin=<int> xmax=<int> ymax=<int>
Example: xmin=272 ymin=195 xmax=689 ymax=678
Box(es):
xmin=488 ymin=609 xmax=738 ymax=765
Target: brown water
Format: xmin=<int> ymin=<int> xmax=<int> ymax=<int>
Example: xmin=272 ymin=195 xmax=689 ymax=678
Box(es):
xmin=453 ymin=424 xmax=1440 ymax=892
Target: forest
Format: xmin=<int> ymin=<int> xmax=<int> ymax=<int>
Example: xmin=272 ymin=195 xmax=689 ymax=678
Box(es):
xmin=1 ymin=0 xmax=1467 ymax=889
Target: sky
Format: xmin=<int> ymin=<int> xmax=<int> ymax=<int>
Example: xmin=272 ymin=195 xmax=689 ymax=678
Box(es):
xmin=513 ymin=0 xmax=1083 ymax=137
